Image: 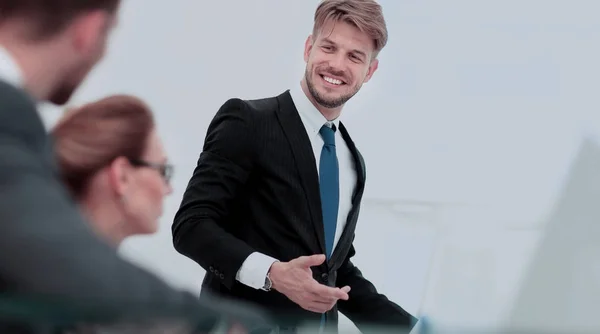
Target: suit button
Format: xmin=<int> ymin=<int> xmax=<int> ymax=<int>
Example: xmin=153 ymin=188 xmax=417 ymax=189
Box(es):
xmin=321 ymin=273 xmax=329 ymax=282
xmin=219 ymin=273 xmax=225 ymax=279
xmin=209 ymin=266 xmax=214 ymax=272
xmin=214 ymin=270 xmax=220 ymax=276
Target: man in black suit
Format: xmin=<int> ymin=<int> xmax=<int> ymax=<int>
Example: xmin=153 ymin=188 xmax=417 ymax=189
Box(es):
xmin=173 ymin=0 xmax=417 ymax=332
xmin=0 ymin=0 xmax=271 ymax=331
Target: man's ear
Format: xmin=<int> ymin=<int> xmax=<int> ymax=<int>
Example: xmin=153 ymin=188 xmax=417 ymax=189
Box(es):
xmin=69 ymin=10 xmax=110 ymax=56
xmin=363 ymin=58 xmax=379 ymax=83
xmin=303 ymin=35 xmax=314 ymax=63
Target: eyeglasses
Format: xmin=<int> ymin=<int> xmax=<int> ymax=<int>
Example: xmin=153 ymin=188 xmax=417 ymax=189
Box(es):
xmin=128 ymin=158 xmax=173 ymax=183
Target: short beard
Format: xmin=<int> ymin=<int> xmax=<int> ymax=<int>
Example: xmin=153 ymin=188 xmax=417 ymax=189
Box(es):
xmin=48 ymin=82 xmax=77 ymax=105
xmin=304 ymin=68 xmax=357 ymax=109
xmin=48 ymin=60 xmax=92 ymax=105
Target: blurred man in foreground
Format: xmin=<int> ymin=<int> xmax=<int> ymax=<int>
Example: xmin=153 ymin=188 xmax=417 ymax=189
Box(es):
xmin=0 ymin=0 xmax=271 ymax=332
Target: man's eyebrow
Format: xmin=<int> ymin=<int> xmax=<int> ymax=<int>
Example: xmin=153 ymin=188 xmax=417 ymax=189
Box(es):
xmin=321 ymin=38 xmax=367 ymax=57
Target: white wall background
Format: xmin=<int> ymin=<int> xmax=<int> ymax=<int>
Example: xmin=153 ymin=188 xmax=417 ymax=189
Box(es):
xmin=39 ymin=1 xmax=600 ymax=332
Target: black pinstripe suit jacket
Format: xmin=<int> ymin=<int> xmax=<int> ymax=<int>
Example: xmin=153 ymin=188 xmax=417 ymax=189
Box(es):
xmin=172 ymin=90 xmax=416 ymax=332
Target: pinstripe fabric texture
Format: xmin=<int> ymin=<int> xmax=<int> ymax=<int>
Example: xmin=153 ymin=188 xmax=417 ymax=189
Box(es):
xmin=173 ymin=90 xmax=416 ymax=333
xmin=173 ymin=90 xmax=366 ymax=329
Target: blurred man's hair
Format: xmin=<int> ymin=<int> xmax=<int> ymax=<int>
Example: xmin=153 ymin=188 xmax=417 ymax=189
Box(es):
xmin=0 ymin=0 xmax=120 ymax=40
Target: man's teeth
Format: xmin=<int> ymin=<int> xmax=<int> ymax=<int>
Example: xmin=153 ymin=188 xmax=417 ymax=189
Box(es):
xmin=323 ymin=76 xmax=343 ymax=85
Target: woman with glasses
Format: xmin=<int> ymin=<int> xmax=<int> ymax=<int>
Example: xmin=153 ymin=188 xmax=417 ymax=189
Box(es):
xmin=52 ymin=94 xmax=174 ymax=247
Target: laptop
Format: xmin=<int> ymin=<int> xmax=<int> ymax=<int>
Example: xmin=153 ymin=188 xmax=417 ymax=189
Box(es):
xmin=413 ymin=137 xmax=600 ymax=334
xmin=504 ymin=137 xmax=600 ymax=333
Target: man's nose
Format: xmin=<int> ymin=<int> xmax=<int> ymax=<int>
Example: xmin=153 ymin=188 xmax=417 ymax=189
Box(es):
xmin=327 ymin=53 xmax=346 ymax=73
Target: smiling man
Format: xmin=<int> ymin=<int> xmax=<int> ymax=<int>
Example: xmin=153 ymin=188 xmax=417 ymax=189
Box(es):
xmin=173 ymin=0 xmax=417 ymax=332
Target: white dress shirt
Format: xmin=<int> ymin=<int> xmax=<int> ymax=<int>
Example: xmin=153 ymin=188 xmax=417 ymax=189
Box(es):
xmin=0 ymin=46 xmax=56 ymax=130
xmin=0 ymin=46 xmax=24 ymax=88
xmin=235 ymin=83 xmax=358 ymax=289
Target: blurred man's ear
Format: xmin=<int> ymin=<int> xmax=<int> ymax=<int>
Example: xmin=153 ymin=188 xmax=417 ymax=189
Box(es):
xmin=69 ymin=10 xmax=111 ymax=56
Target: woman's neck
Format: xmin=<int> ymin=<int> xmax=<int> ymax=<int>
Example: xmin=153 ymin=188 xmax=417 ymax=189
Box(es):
xmin=81 ymin=200 xmax=128 ymax=248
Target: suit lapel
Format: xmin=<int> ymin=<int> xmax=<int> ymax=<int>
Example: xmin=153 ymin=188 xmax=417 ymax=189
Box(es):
xmin=339 ymin=122 xmax=366 ymax=202
xmin=329 ymin=122 xmax=366 ymax=265
xmin=275 ymin=90 xmax=326 ymax=255
xmin=274 ymin=91 xmax=366 ymax=260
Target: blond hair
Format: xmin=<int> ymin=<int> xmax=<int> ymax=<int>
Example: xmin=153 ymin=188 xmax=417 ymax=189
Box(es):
xmin=313 ymin=0 xmax=388 ymax=57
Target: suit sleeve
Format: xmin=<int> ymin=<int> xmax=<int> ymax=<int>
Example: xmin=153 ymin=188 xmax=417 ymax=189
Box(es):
xmin=0 ymin=128 xmax=276 ymax=331
xmin=0 ymin=134 xmax=198 ymax=310
xmin=172 ymin=98 xmax=260 ymax=290
xmin=337 ymin=241 xmax=417 ymax=332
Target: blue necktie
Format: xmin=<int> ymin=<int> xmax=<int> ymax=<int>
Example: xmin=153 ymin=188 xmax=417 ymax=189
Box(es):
xmin=319 ymin=124 xmax=339 ymax=259
xmin=319 ymin=124 xmax=339 ymax=329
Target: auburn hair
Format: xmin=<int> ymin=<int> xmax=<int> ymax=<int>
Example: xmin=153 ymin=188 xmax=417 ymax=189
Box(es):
xmin=52 ymin=94 xmax=154 ymax=197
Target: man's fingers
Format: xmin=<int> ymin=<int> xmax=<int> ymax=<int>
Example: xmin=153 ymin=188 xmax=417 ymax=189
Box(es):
xmin=309 ymin=298 xmax=333 ymax=306
xmin=309 ymin=291 xmax=338 ymax=303
xmin=334 ymin=288 xmax=349 ymax=300
xmin=301 ymin=284 xmax=351 ymax=313
xmin=309 ymin=283 xmax=349 ymax=300
xmin=305 ymin=301 xmax=334 ymax=314
xmin=293 ymin=254 xmax=326 ymax=268
xmin=305 ymin=305 xmax=326 ymax=313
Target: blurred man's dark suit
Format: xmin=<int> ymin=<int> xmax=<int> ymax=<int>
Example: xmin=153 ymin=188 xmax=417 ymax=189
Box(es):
xmin=173 ymin=86 xmax=417 ymax=333
xmin=0 ymin=67 xmax=272 ymax=332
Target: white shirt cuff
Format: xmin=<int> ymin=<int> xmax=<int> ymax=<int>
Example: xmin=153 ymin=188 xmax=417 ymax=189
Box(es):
xmin=235 ymin=252 xmax=278 ymax=289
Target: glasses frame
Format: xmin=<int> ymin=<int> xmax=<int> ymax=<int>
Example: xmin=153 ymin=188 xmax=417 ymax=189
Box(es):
xmin=128 ymin=158 xmax=173 ymax=183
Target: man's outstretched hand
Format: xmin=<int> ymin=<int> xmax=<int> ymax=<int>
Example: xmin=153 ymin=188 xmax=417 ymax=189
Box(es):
xmin=268 ymin=254 xmax=350 ymax=313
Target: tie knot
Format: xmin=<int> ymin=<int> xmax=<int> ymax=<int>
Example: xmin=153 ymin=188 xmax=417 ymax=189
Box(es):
xmin=319 ymin=124 xmax=336 ymax=146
